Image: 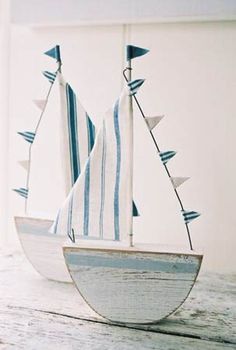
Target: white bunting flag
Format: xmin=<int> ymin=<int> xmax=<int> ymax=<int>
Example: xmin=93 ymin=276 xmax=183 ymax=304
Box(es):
xmin=145 ymin=116 xmax=164 ymax=131
xmin=18 ymin=160 xmax=29 ymax=171
xmin=171 ymin=177 xmax=189 ymax=189
xmin=33 ymin=99 xmax=46 ymax=111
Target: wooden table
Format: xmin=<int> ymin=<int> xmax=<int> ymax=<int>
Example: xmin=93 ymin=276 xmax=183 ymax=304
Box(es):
xmin=0 ymin=248 xmax=235 ymax=349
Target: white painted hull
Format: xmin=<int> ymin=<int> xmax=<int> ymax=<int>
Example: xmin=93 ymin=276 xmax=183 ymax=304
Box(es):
xmin=14 ymin=216 xmax=71 ymax=283
xmin=64 ymin=244 xmax=203 ymax=324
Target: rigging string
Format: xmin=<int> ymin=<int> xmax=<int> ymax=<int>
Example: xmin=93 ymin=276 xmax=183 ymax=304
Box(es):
xmin=24 ymin=62 xmax=62 ymax=214
xmin=123 ymin=67 xmax=193 ymax=250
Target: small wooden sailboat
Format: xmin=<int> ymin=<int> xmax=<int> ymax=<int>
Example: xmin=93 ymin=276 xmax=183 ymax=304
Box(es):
xmin=54 ymin=45 xmax=203 ymax=323
xmin=14 ymin=46 xmax=96 ymax=282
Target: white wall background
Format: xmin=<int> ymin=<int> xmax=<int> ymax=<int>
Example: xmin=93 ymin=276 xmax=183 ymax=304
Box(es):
xmin=6 ymin=20 xmax=236 ymax=274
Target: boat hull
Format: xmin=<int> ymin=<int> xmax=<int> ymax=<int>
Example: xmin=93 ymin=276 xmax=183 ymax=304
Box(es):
xmin=15 ymin=216 xmax=71 ymax=282
xmin=63 ymin=245 xmax=203 ymax=324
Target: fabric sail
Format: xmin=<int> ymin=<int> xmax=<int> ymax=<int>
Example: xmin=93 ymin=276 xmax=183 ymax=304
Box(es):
xmin=52 ymin=85 xmax=133 ymax=242
xmin=27 ymin=72 xmax=95 ymax=218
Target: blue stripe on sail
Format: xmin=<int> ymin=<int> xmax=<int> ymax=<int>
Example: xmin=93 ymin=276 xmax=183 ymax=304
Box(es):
xmin=113 ymin=100 xmax=121 ymax=241
xmin=13 ymin=187 xmax=28 ymax=199
xmin=66 ymin=84 xmax=80 ymax=185
xmin=67 ymin=194 xmax=74 ymax=238
xmin=99 ymin=121 xmax=107 ymax=238
xmin=83 ymin=160 xmax=90 ymax=236
xmin=132 ymin=201 xmax=140 ymax=217
xmin=86 ymin=114 xmax=95 ymax=154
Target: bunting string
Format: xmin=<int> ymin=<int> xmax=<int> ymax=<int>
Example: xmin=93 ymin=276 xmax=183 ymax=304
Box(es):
xmin=17 ymin=49 xmax=61 ymax=213
xmin=123 ymin=45 xmax=201 ymax=250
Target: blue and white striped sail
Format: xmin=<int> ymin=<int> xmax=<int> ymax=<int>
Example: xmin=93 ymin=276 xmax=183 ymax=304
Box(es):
xmin=52 ymin=84 xmax=135 ymax=241
xmin=27 ymin=72 xmax=95 ymax=218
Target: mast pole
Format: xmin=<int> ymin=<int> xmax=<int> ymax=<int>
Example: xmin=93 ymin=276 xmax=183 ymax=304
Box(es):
xmin=127 ymin=58 xmax=134 ymax=247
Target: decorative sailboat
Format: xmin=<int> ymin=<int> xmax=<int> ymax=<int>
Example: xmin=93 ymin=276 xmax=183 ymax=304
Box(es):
xmin=52 ymin=45 xmax=203 ymax=324
xmin=14 ymin=46 xmax=96 ymax=282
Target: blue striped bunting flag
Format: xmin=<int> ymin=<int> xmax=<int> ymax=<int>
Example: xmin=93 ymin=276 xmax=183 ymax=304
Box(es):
xmin=44 ymin=45 xmax=61 ymax=62
xmin=18 ymin=131 xmax=35 ymax=144
xmin=182 ymin=210 xmax=201 ymax=224
xmin=126 ymin=45 xmax=149 ymax=61
xmin=42 ymin=71 xmax=57 ymax=84
xmin=128 ymin=79 xmax=145 ymax=95
xmin=159 ymin=151 xmax=176 ymax=165
xmin=13 ymin=187 xmax=28 ymax=199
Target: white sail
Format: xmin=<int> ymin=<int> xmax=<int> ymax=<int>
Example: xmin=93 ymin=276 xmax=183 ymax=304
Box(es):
xmin=53 ymin=85 xmax=134 ymax=241
xmin=27 ymin=72 xmax=95 ymax=219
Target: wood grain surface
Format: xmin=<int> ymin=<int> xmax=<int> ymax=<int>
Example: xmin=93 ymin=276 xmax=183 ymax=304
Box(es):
xmin=0 ymin=248 xmax=235 ymax=349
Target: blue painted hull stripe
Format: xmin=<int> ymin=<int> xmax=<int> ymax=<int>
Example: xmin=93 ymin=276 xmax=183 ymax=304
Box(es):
xmin=65 ymin=253 xmax=198 ymax=274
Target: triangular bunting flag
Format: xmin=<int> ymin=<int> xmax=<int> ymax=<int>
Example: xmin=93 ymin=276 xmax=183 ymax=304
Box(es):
xmin=44 ymin=45 xmax=61 ymax=62
xmin=128 ymin=79 xmax=145 ymax=96
xmin=33 ymin=99 xmax=46 ymax=111
xmin=159 ymin=151 xmax=176 ymax=165
xmin=182 ymin=210 xmax=201 ymax=224
xmin=132 ymin=201 xmax=140 ymax=217
xmin=126 ymin=45 xmax=149 ymax=61
xmin=13 ymin=187 xmax=28 ymax=199
xmin=171 ymin=177 xmax=189 ymax=189
xmin=18 ymin=131 xmax=35 ymax=144
xmin=42 ymin=71 xmax=57 ymax=84
xmin=18 ymin=160 xmax=29 ymax=171
xmin=145 ymin=116 xmax=164 ymax=131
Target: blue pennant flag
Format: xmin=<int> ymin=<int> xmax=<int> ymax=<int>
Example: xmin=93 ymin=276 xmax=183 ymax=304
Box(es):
xmin=44 ymin=45 xmax=61 ymax=62
xmin=182 ymin=210 xmax=201 ymax=224
xmin=18 ymin=131 xmax=35 ymax=144
xmin=132 ymin=201 xmax=140 ymax=217
xmin=126 ymin=45 xmax=149 ymax=61
xmin=13 ymin=188 xmax=28 ymax=199
xmin=42 ymin=71 xmax=57 ymax=84
xmin=128 ymin=79 xmax=145 ymax=95
xmin=159 ymin=151 xmax=176 ymax=165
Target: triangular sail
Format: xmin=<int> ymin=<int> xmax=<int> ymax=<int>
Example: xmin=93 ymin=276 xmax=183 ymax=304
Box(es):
xmin=52 ymin=85 xmax=133 ymax=241
xmin=27 ymin=72 xmax=95 ymax=218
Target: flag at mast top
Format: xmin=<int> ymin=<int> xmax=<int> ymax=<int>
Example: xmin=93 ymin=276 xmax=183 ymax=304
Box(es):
xmin=44 ymin=45 xmax=61 ymax=63
xmin=126 ymin=45 xmax=149 ymax=61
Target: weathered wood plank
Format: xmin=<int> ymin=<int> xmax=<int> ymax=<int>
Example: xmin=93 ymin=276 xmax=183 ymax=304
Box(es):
xmin=0 ymin=249 xmax=235 ymax=348
xmin=0 ymin=305 xmax=235 ymax=349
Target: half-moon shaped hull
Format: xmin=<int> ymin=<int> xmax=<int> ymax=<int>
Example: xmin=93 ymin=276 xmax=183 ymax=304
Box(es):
xmin=15 ymin=216 xmax=71 ymax=282
xmin=63 ymin=245 xmax=202 ymax=324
